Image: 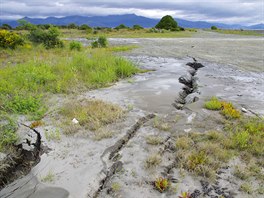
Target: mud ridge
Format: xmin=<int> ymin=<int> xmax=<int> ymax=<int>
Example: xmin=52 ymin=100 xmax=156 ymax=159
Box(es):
xmin=88 ymin=114 xmax=155 ymax=198
xmin=0 ymin=124 xmax=42 ymax=190
xmin=173 ymin=58 xmax=204 ymax=110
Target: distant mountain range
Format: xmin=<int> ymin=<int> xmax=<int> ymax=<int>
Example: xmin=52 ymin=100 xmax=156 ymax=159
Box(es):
xmin=1 ymin=14 xmax=263 ymax=30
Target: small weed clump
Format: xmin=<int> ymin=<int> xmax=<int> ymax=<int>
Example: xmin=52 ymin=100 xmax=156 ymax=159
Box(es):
xmin=61 ymin=99 xmax=124 ymax=131
xmin=240 ymin=183 xmax=253 ymax=194
xmin=30 ymin=120 xmax=44 ymax=128
xmin=221 ymin=102 xmax=241 ymax=119
xmin=204 ymin=97 xmax=241 ymax=119
xmin=204 ymin=97 xmax=222 ymax=110
xmin=178 ymin=192 xmax=191 ymax=198
xmin=41 ymin=170 xmax=55 ymax=183
xmin=145 ymin=154 xmax=162 ymax=169
xmin=111 ymin=182 xmax=121 ymax=192
xmin=145 ymin=135 xmax=163 ymax=145
xmin=69 ymin=41 xmax=82 ymax=51
xmin=153 ymin=117 xmax=171 ymax=131
xmin=45 ymin=129 xmax=61 ymax=141
xmin=154 ymin=177 xmax=169 ymax=193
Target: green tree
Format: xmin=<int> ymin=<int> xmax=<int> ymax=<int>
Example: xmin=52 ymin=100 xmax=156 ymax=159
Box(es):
xmin=67 ymin=23 xmax=78 ymax=29
xmin=115 ymin=24 xmax=128 ymax=30
xmin=211 ymin=26 xmax=218 ymax=30
xmin=133 ymin=24 xmax=143 ymax=30
xmin=1 ymin=24 xmax=12 ymax=30
xmin=155 ymin=15 xmax=178 ymax=30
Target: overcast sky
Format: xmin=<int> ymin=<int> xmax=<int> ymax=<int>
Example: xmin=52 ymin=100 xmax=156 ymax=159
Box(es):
xmin=0 ymin=0 xmax=263 ymax=25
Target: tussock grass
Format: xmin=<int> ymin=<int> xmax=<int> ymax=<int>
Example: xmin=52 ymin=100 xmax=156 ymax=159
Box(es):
xmin=0 ymin=45 xmax=139 ymax=117
xmin=145 ymin=154 xmax=162 ymax=169
xmin=61 ymin=99 xmax=124 ymax=132
xmin=145 ymin=135 xmax=163 ymax=145
xmin=93 ymin=128 xmax=114 ymax=141
xmin=153 ymin=117 xmax=171 ymax=131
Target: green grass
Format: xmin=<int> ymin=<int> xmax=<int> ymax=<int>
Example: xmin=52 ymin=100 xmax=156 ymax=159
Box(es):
xmin=175 ymin=114 xmax=264 ymax=181
xmin=107 ymin=45 xmax=138 ymax=52
xmin=204 ymin=97 xmax=241 ymax=119
xmin=0 ymin=115 xmax=18 ymax=152
xmin=60 ymin=28 xmax=194 ymax=38
xmin=0 ymin=45 xmax=139 ymax=118
xmin=204 ymin=96 xmax=222 ymax=110
xmin=210 ymin=29 xmax=263 ymax=37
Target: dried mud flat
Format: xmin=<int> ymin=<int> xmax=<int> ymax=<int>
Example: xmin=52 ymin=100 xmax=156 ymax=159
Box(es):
xmin=1 ymin=31 xmax=264 ymax=198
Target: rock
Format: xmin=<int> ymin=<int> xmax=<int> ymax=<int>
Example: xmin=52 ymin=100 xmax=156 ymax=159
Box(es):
xmin=186 ymin=62 xmax=205 ymax=70
xmin=179 ymin=74 xmax=193 ymax=87
xmin=241 ymin=108 xmax=248 ymax=113
xmin=72 ymin=118 xmax=79 ymax=124
xmin=185 ymin=92 xmax=200 ymax=104
xmin=172 ymin=103 xmax=184 ymax=110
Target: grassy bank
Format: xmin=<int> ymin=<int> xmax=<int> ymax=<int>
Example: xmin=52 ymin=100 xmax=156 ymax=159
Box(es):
xmin=0 ymin=44 xmax=139 ymax=120
xmin=60 ymin=28 xmax=195 ymax=38
xmin=209 ymin=29 xmax=263 ymax=36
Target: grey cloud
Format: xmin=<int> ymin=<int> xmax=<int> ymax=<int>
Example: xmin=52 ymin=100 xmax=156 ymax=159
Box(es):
xmin=1 ymin=0 xmax=263 ymax=25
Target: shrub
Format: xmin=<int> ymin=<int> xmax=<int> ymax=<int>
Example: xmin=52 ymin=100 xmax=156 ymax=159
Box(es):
xmin=155 ymin=15 xmax=178 ymax=30
xmin=69 ymin=41 xmax=82 ymax=51
xmin=91 ymin=36 xmax=108 ymax=48
xmin=133 ymin=25 xmax=143 ymax=30
xmin=211 ymin=26 xmax=218 ymax=30
xmin=91 ymin=41 xmax=99 ymax=48
xmin=98 ymin=36 xmax=108 ymax=47
xmin=0 ymin=30 xmax=24 ymax=49
xmin=115 ymin=24 xmax=128 ymax=30
xmin=29 ymin=26 xmax=63 ymax=49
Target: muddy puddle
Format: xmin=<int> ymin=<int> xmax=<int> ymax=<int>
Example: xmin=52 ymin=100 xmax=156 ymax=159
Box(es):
xmin=1 ymin=37 xmax=264 ymax=198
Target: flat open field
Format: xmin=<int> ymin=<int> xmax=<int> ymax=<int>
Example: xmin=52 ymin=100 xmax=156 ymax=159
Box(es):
xmin=1 ymin=30 xmax=264 ymax=198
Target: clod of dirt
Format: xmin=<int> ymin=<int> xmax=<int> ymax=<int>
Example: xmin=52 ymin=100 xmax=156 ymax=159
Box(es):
xmin=0 ymin=124 xmax=42 ymax=189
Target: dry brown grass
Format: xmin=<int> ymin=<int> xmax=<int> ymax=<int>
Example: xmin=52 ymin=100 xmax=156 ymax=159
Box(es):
xmin=61 ymin=99 xmax=124 ymax=132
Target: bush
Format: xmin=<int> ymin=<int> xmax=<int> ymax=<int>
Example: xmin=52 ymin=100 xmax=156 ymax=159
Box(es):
xmin=0 ymin=30 xmax=24 ymax=49
xmin=29 ymin=26 xmax=63 ymax=49
xmin=133 ymin=25 xmax=143 ymax=30
xmin=211 ymin=26 xmax=218 ymax=30
xmin=69 ymin=41 xmax=82 ymax=51
xmin=155 ymin=15 xmax=178 ymax=30
xmin=91 ymin=36 xmax=108 ymax=48
xmin=98 ymin=36 xmax=108 ymax=47
xmin=91 ymin=41 xmax=99 ymax=48
xmin=115 ymin=24 xmax=128 ymax=30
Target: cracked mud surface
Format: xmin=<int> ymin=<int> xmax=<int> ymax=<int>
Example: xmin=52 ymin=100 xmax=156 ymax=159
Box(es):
xmin=1 ymin=31 xmax=264 ymax=198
